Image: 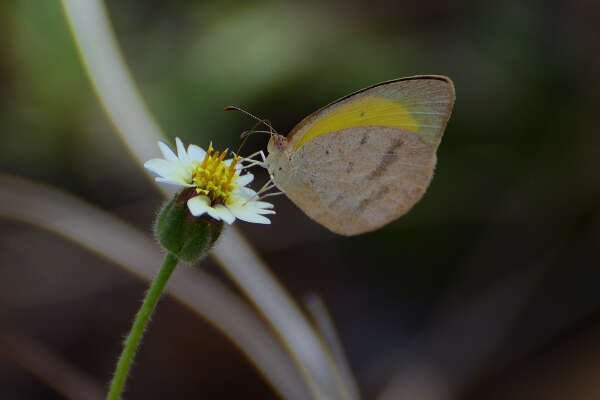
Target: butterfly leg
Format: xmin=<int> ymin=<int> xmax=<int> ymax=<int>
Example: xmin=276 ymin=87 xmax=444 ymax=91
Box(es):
xmin=240 ymin=150 xmax=267 ymax=169
xmin=243 ymin=176 xmax=284 ymax=204
xmin=256 ymin=190 xmax=284 ymax=199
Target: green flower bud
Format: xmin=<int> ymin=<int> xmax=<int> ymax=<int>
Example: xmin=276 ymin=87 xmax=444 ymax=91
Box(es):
xmin=154 ymin=189 xmax=223 ymax=262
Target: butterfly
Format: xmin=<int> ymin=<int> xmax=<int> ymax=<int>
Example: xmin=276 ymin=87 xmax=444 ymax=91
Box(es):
xmin=236 ymin=75 xmax=455 ymax=235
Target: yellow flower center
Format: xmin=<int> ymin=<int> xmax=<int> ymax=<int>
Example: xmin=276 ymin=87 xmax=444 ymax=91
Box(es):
xmin=191 ymin=143 xmax=239 ymax=205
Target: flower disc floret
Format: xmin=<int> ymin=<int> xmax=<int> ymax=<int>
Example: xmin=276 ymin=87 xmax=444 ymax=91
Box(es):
xmin=192 ymin=143 xmax=238 ymax=206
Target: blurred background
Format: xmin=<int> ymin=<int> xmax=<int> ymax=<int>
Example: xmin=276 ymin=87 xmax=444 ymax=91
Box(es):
xmin=1 ymin=0 xmax=599 ymax=398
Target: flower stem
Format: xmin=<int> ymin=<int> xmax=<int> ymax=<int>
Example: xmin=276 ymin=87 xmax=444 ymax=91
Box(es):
xmin=107 ymin=252 xmax=178 ymax=400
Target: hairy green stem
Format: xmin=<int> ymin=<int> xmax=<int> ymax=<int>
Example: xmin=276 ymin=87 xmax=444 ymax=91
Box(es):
xmin=107 ymin=252 xmax=178 ymax=400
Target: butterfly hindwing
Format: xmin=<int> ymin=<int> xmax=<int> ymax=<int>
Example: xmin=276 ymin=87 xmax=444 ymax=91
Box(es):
xmin=285 ymin=126 xmax=437 ymax=235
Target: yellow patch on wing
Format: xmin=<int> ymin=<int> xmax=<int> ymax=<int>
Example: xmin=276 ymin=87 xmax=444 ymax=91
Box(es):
xmin=293 ymin=96 xmax=419 ymax=150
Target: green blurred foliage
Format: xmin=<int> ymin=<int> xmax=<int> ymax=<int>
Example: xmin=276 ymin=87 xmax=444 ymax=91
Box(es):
xmin=2 ymin=1 xmax=89 ymax=177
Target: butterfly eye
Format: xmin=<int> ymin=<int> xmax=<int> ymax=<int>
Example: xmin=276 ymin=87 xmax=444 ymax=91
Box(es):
xmin=268 ymin=134 xmax=287 ymax=153
xmin=276 ymin=136 xmax=287 ymax=149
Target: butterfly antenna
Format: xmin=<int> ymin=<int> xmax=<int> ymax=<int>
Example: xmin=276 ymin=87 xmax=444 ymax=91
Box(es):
xmin=225 ymin=106 xmax=277 ymax=155
xmin=224 ymin=105 xmax=277 ymax=134
xmin=236 ymin=120 xmax=267 ymax=155
xmin=240 ymin=130 xmax=275 ymax=138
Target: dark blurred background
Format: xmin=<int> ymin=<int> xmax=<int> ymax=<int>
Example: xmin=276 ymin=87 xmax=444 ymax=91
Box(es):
xmin=1 ymin=0 xmax=599 ymax=398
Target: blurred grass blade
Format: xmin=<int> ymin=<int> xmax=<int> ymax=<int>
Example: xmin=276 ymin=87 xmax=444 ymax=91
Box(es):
xmin=213 ymin=229 xmax=347 ymax=398
xmin=61 ymin=0 xmax=165 ymax=169
xmin=0 ymin=173 xmax=309 ymax=400
xmin=0 ymin=331 xmax=105 ymax=400
xmin=62 ymin=0 xmax=350 ymax=398
xmin=305 ymin=293 xmax=361 ymax=400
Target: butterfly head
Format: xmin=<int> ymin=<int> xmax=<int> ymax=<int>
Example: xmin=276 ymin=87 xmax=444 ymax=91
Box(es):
xmin=267 ymin=133 xmax=288 ymax=155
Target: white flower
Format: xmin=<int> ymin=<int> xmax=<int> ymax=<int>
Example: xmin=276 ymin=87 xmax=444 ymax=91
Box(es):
xmin=144 ymin=137 xmax=275 ymax=224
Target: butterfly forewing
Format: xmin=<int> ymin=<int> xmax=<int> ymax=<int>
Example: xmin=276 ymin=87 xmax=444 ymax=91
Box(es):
xmin=288 ymin=76 xmax=455 ymax=150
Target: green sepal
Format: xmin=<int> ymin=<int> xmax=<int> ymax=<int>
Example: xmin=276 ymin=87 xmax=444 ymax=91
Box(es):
xmin=154 ymin=191 xmax=223 ymax=263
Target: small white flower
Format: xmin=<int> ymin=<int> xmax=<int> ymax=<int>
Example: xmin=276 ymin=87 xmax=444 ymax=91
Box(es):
xmin=144 ymin=138 xmax=274 ymax=224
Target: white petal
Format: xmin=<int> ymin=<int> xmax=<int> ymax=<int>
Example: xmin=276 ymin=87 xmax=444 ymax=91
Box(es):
xmin=207 ymin=204 xmax=236 ymax=224
xmin=254 ymin=209 xmax=275 ymax=215
xmin=252 ymin=201 xmax=274 ymax=209
xmin=155 ymin=177 xmax=194 ymax=187
xmin=176 ymin=166 xmax=193 ymax=183
xmin=236 ymin=199 xmax=276 ymax=214
xmin=234 ymin=186 xmax=257 ymax=200
xmin=228 ymin=205 xmax=272 ymax=224
xmin=246 ymin=205 xmax=276 ymax=215
xmin=187 ymin=144 xmax=206 ymax=162
xmin=175 ymin=137 xmax=189 ymax=162
xmin=249 ymin=209 xmax=275 ymax=216
xmin=187 ymin=195 xmax=211 ymax=216
xmin=144 ymin=159 xmax=177 ymax=178
xmin=228 ymin=198 xmax=274 ymax=218
xmin=158 ymin=141 xmax=178 ymax=161
xmin=146 ymin=158 xmax=193 ymax=184
xmin=236 ymin=173 xmax=254 ymax=187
